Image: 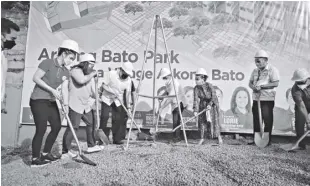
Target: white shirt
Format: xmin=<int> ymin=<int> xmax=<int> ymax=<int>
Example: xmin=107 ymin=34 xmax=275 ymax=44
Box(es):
xmin=1 ymin=51 xmax=8 ymax=102
xmin=68 ymin=68 xmax=96 ymax=114
xmin=100 ymin=70 xmax=131 ymax=107
xmin=165 ymin=79 xmax=188 ymax=110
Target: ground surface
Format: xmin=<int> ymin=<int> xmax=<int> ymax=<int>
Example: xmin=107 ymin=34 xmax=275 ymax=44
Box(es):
xmin=2 ymin=135 xmax=310 ymax=186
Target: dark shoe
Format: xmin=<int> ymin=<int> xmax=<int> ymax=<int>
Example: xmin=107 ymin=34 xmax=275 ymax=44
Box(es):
xmin=173 ymin=137 xmax=182 ymax=143
xmin=31 ymin=158 xmax=51 ymax=168
xmin=41 ymin=153 xmax=60 ymax=162
xmin=247 ymin=141 xmax=255 ymax=145
xmin=113 ymin=141 xmax=124 ymax=145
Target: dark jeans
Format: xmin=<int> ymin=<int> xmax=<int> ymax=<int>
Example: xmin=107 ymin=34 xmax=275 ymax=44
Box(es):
xmin=252 ymin=100 xmax=275 ymax=143
xmin=295 ymin=105 xmax=309 ymax=148
xmin=30 ymin=99 xmax=62 ymax=158
xmin=62 ymin=108 xmax=96 ymax=153
xmin=172 ymin=102 xmax=185 ymax=139
xmin=100 ymin=102 xmax=127 ymax=142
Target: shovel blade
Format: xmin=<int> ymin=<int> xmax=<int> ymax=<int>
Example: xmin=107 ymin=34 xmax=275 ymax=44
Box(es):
xmin=95 ymin=129 xmax=110 ymax=145
xmin=279 ymin=143 xmax=299 ymax=152
xmin=254 ymin=132 xmax=269 ymax=148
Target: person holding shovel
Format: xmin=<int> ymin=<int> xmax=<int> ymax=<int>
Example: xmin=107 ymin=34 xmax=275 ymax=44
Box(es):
xmin=62 ymin=53 xmax=102 ymax=159
xmin=290 ymin=68 xmax=310 ymax=150
xmin=193 ymin=68 xmax=223 ymax=145
xmin=29 ymin=40 xmax=79 ymax=167
xmin=158 ymin=68 xmax=187 ymax=142
xmin=248 ymin=50 xmax=280 ymax=146
xmin=99 ymin=62 xmax=133 ymax=145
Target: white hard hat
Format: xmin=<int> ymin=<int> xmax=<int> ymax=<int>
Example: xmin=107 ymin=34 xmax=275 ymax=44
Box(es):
xmin=59 ymin=39 xmax=79 ymax=53
xmin=121 ymin=62 xmax=133 ymax=77
xmin=255 ymin=50 xmax=269 ymax=58
xmin=80 ymin=53 xmax=96 ymax=64
xmin=291 ymin=68 xmax=310 ymax=81
xmin=159 ymin=68 xmax=171 ymax=78
xmin=195 ymin=68 xmax=208 ymax=76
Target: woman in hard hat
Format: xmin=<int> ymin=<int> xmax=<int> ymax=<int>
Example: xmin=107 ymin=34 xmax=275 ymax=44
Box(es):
xmin=193 ymin=68 xmax=223 ymax=145
xmin=99 ymin=62 xmax=133 ymax=144
xmin=158 ymin=68 xmax=187 ymax=142
xmin=290 ymin=68 xmax=310 ymax=150
xmin=61 ymin=53 xmax=101 ymax=159
xmin=29 ymin=40 xmax=79 ymax=167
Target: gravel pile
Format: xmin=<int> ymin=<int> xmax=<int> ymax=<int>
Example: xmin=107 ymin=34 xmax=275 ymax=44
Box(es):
xmin=2 ymin=139 xmax=310 ymax=186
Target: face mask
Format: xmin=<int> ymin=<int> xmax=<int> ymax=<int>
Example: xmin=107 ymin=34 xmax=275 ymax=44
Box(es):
xmin=3 ymin=40 xmax=16 ymax=50
xmin=121 ymin=73 xmax=129 ymax=79
xmin=165 ymin=77 xmax=172 ymax=86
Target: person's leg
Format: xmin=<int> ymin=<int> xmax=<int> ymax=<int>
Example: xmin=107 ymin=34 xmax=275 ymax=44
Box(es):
xmin=43 ymin=102 xmax=62 ymax=155
xmin=62 ymin=108 xmax=82 ymax=154
xmin=261 ymin=101 xmax=274 ymax=145
xmin=172 ymin=103 xmax=184 ymax=140
xmin=111 ymin=103 xmax=125 ymax=143
xmin=295 ymin=106 xmax=306 ymax=148
xmin=30 ymin=99 xmax=49 ymax=159
xmin=82 ymin=110 xmax=96 ymax=148
xmin=100 ymin=102 xmax=111 ymax=139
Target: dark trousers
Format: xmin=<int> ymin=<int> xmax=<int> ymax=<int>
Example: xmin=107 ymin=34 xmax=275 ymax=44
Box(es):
xmin=62 ymin=108 xmax=96 ymax=153
xmin=295 ymin=106 xmax=308 ymax=148
xmin=30 ymin=99 xmax=62 ymax=158
xmin=100 ymin=102 xmax=127 ymax=142
xmin=252 ymin=100 xmax=275 ymax=143
xmin=172 ymin=102 xmax=185 ymax=138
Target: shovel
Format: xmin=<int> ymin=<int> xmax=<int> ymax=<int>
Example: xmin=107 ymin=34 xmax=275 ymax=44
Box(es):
xmin=94 ymin=76 xmax=109 ymax=145
xmin=59 ymin=100 xmax=97 ymax=166
xmin=280 ymin=130 xmax=310 ymax=152
xmin=254 ymin=94 xmax=269 ymax=148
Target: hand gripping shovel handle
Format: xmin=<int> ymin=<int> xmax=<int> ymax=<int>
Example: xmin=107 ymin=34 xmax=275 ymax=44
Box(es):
xmin=59 ymin=100 xmax=97 ymax=166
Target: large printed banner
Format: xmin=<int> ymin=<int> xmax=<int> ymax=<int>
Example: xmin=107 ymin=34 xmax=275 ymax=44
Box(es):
xmin=21 ymin=1 xmax=310 ymax=135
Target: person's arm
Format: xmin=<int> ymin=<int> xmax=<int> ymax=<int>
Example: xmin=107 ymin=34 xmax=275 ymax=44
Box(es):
xmin=248 ymin=70 xmax=256 ymax=91
xmin=71 ymin=68 xmax=97 ymax=85
xmin=209 ymin=84 xmax=219 ymax=108
xmin=193 ymin=86 xmax=199 ymax=115
xmin=61 ymin=78 xmax=69 ymax=105
xmin=260 ymin=67 xmax=280 ymax=89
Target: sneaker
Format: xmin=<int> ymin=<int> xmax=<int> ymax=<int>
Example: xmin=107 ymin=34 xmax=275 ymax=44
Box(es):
xmin=198 ymin=139 xmax=205 ymax=145
xmin=41 ymin=153 xmax=60 ymax=162
xmin=61 ymin=151 xmax=78 ymax=160
xmin=99 ymin=145 xmax=105 ymax=150
xmin=31 ymin=158 xmax=51 ymax=168
xmin=86 ymin=145 xmax=102 ymax=153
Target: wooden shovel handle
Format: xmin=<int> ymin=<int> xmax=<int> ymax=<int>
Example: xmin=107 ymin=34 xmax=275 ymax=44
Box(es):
xmin=95 ymin=76 xmax=100 ymax=130
xmin=257 ymin=93 xmax=264 ymax=136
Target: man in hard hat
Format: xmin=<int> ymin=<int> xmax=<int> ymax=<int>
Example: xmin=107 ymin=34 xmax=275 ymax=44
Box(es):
xmin=1 ymin=18 xmax=20 ymax=113
xmin=62 ymin=53 xmax=102 ymax=159
xmin=158 ymin=68 xmax=187 ymax=142
xmin=99 ymin=62 xmax=133 ymax=144
xmin=248 ymin=50 xmax=280 ymax=146
xmin=290 ymin=68 xmax=310 ymax=150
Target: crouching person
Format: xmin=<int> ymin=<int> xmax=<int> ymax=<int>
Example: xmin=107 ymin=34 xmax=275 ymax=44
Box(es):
xmin=62 ymin=53 xmax=101 ymax=159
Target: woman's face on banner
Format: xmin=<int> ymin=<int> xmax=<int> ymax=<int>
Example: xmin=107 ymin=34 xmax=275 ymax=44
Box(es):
xmin=236 ymin=90 xmax=248 ymax=109
xmin=185 ymin=89 xmax=194 ymax=111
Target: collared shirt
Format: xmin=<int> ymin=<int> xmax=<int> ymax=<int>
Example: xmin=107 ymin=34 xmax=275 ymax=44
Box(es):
xmin=250 ymin=64 xmax=280 ymax=101
xmin=1 ymin=51 xmax=8 ymax=102
xmin=100 ymin=70 xmax=131 ymax=107
xmin=291 ymin=83 xmax=310 ymax=112
xmin=31 ymin=58 xmax=69 ymax=100
xmin=165 ymin=79 xmax=188 ymax=110
xmin=68 ymin=68 xmax=95 ymax=114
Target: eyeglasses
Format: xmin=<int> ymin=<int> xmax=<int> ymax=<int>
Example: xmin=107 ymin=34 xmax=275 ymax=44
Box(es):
xmin=162 ymin=77 xmax=168 ymax=80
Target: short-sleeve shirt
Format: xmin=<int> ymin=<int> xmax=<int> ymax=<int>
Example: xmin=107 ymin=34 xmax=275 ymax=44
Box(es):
xmin=165 ymin=79 xmax=188 ymax=110
xmin=68 ymin=68 xmax=95 ymax=114
xmin=250 ymin=64 xmax=280 ymax=101
xmin=291 ymin=83 xmax=310 ymax=112
xmin=31 ymin=59 xmax=69 ymax=100
xmin=100 ymin=70 xmax=131 ymax=107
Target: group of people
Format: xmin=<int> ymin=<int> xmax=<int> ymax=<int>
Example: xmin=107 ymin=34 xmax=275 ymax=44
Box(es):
xmin=28 ymin=39 xmax=135 ymax=167
xmin=2 ymin=31 xmax=309 ymax=168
